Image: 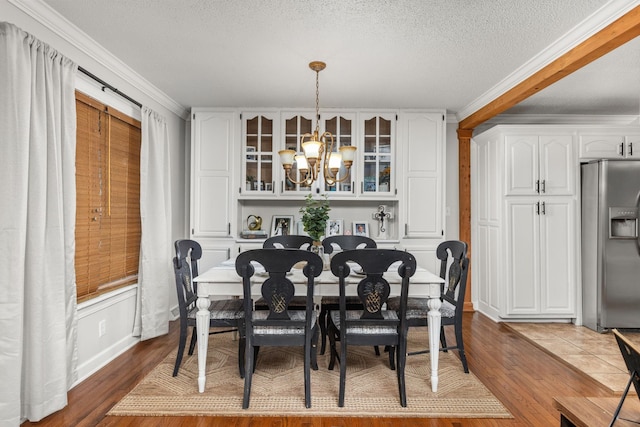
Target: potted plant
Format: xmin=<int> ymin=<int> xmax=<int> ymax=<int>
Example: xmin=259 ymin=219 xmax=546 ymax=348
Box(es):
xmin=299 ymin=194 xmax=330 ymax=248
xmin=246 ymin=175 xmax=256 ymax=191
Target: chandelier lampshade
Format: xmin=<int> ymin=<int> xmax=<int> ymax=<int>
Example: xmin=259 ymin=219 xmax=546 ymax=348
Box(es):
xmin=278 ymin=61 xmax=356 ymax=187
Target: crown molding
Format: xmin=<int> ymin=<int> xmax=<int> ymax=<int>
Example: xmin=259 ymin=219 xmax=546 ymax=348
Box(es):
xmin=456 ymin=0 xmax=640 ymax=123
xmin=8 ymin=0 xmax=189 ymax=119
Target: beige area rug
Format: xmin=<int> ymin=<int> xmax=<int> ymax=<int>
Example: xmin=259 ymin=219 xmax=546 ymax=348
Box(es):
xmin=506 ymin=322 xmax=640 ymax=394
xmin=109 ymin=328 xmax=511 ymax=418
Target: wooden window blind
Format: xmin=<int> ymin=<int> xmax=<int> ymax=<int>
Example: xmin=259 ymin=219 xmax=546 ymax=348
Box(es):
xmin=75 ymin=91 xmax=141 ymax=302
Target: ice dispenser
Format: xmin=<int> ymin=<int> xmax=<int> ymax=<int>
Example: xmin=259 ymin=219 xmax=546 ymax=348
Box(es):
xmin=609 ymin=207 xmax=638 ymax=239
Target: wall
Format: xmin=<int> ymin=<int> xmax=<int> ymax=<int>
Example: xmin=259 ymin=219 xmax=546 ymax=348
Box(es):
xmin=2 ymin=0 xmax=188 ymax=385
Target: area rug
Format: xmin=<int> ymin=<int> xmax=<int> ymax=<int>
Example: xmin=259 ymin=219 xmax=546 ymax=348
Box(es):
xmin=109 ymin=328 xmax=511 ymax=418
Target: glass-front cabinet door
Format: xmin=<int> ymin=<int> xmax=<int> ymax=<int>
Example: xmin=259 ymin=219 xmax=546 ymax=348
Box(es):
xmin=281 ymin=111 xmax=315 ymax=195
xmin=321 ymin=112 xmax=357 ymax=195
xmin=242 ymin=112 xmax=278 ymax=195
xmin=360 ymin=113 xmax=395 ymax=196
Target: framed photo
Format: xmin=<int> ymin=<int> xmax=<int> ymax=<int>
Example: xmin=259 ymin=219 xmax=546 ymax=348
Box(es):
xmin=297 ymin=221 xmax=309 ymax=236
xmin=326 ymin=219 xmax=343 ymax=237
xmin=246 ymin=146 xmax=257 ymax=161
xmin=352 ymin=221 xmax=369 ymax=237
xmin=271 ymin=215 xmax=294 ymax=237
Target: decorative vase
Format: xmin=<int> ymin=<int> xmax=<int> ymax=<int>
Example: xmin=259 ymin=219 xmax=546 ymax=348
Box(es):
xmin=311 ymin=241 xmax=329 ymax=270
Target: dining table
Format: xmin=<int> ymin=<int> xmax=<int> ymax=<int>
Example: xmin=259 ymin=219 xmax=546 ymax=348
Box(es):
xmin=193 ymin=257 xmax=445 ymax=394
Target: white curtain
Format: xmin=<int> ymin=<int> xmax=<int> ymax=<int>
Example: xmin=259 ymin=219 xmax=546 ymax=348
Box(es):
xmin=133 ymin=107 xmax=173 ymax=340
xmin=0 ymin=22 xmax=78 ymax=424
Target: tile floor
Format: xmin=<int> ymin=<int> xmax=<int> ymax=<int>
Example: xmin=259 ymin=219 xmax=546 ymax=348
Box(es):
xmin=506 ymin=322 xmax=640 ymax=393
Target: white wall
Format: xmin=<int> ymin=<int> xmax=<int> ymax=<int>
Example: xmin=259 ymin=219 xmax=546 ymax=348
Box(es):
xmin=2 ymin=0 xmax=188 ymax=384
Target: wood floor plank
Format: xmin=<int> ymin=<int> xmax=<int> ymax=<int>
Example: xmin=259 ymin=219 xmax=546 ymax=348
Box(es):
xmin=23 ymin=312 xmax=617 ymax=427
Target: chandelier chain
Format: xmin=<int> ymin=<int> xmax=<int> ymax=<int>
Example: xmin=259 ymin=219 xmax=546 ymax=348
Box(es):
xmin=315 ymin=70 xmax=320 ymax=133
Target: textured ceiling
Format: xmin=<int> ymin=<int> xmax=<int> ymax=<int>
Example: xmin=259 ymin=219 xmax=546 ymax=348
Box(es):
xmin=39 ymin=0 xmax=640 ymax=118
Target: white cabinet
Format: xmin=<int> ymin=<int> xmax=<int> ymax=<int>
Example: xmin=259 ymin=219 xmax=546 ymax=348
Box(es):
xmin=579 ymin=132 xmax=640 ymax=159
xmin=241 ymin=111 xmax=279 ymax=196
xmin=190 ymin=109 xmax=237 ymax=264
xmin=398 ymin=111 xmax=445 ymax=239
xmin=505 ymin=197 xmax=576 ymax=316
xmin=359 ymin=112 xmax=396 ymax=197
xmin=505 ymin=135 xmax=575 ymax=196
xmin=471 ymin=125 xmax=578 ymax=321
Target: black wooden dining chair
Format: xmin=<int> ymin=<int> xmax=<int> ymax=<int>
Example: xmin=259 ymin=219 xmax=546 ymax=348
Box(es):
xmin=327 ymin=249 xmax=416 ymax=407
xmin=387 ymin=240 xmax=470 ymax=373
xmin=263 ymin=235 xmax=314 ymax=250
xmin=235 ymin=248 xmax=323 ymax=409
xmin=173 ymin=239 xmax=245 ymax=377
xmin=318 ymin=235 xmax=377 ymax=355
xmin=256 ymin=235 xmax=315 ymax=311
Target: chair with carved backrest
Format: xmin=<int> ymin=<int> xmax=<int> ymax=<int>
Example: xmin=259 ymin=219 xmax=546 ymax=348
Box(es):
xmin=318 ymin=235 xmax=377 ymax=355
xmin=327 ymin=248 xmax=416 ymax=407
xmin=173 ymin=239 xmax=245 ymax=377
xmin=387 ymin=240 xmax=469 ymax=373
xmin=256 ymin=235 xmax=315 ymax=310
xmin=610 ymin=329 xmax=640 ymax=427
xmin=235 ymin=248 xmax=323 ymax=409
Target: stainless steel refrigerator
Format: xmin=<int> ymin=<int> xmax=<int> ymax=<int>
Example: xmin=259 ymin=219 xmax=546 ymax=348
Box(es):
xmin=582 ymin=159 xmax=640 ymax=332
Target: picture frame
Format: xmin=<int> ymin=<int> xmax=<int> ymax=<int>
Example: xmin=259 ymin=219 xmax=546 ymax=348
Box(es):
xmin=271 ymin=215 xmax=294 ymax=237
xmin=296 ymin=221 xmax=309 ymax=236
xmin=246 ymin=146 xmax=257 ymax=161
xmin=352 ymin=221 xmax=369 ymax=237
xmin=326 ymin=219 xmax=343 ymax=237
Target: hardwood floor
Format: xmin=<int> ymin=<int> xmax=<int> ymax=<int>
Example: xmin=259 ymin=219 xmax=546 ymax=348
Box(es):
xmin=23 ymin=312 xmax=613 ymax=427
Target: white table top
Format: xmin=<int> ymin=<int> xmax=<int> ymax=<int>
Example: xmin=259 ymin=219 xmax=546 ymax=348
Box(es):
xmin=194 ymin=258 xmax=444 ymax=298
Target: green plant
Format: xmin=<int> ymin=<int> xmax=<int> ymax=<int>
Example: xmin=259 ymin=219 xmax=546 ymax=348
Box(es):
xmin=299 ymin=194 xmax=330 ymax=242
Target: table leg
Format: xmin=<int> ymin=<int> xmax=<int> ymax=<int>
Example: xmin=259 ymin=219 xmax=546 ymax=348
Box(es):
xmin=427 ymin=296 xmax=442 ymax=392
xmin=196 ymin=295 xmax=210 ymax=393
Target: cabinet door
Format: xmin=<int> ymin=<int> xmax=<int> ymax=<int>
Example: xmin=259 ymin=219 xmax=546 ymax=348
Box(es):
xmin=281 ymin=111 xmax=315 ymax=195
xmin=192 ymin=111 xmax=235 ymax=238
xmin=400 ymin=112 xmax=444 ymax=238
xmin=579 ymin=134 xmax=625 ymax=159
xmin=321 ymin=112 xmax=358 ymax=195
xmin=625 ymin=135 xmax=640 ymax=159
xmin=200 ymin=244 xmax=233 ymax=271
xmin=505 ymin=199 xmax=540 ymax=315
xmin=505 ymin=135 xmax=538 ymax=195
xmin=359 ymin=112 xmax=395 ymax=196
xmin=242 ymin=112 xmax=278 ymax=195
xmin=539 ymin=135 xmax=574 ymax=195
xmin=539 ymin=198 xmax=575 ymax=314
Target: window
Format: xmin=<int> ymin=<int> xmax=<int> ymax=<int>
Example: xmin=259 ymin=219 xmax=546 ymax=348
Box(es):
xmin=75 ymin=91 xmax=141 ymax=302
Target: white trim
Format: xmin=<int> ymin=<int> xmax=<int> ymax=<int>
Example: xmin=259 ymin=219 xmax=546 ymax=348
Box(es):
xmin=9 ymin=0 xmax=189 ymax=119
xmin=457 ymin=1 xmax=640 ymax=122
xmin=77 ymin=284 xmax=138 ymax=316
xmin=76 ymin=75 xmax=142 ymax=121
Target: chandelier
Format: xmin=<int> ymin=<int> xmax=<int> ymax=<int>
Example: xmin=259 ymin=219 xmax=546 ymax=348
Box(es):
xmin=278 ymin=61 xmax=356 ymax=187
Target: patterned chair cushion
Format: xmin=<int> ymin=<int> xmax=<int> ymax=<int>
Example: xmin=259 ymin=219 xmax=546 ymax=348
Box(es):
xmin=387 ymin=297 xmax=456 ymax=319
xmin=252 ymin=310 xmax=317 ymax=335
xmin=187 ymin=298 xmax=244 ymax=320
xmin=329 ymin=310 xmax=398 ymax=335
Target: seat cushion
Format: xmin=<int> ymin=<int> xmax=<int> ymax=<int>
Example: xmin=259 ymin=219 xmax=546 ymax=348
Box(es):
xmin=329 ymin=310 xmax=398 ymax=335
xmin=252 ymin=310 xmax=317 ymax=335
xmin=387 ymin=297 xmax=456 ymax=319
xmin=187 ymin=298 xmax=244 ymax=320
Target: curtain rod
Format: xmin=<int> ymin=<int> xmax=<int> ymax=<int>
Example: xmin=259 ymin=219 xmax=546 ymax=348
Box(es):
xmin=78 ymin=66 xmax=143 ymax=108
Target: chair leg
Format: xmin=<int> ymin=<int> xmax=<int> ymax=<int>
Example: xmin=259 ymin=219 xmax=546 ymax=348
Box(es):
xmin=187 ymin=326 xmax=198 ymax=355
xmin=238 ymin=336 xmax=246 ymax=379
xmin=319 ymin=306 xmax=328 ymax=355
xmin=173 ymin=322 xmax=189 ymax=377
xmin=339 ymin=335 xmax=347 ymax=407
xmin=440 ymin=327 xmax=448 ymax=353
xmin=328 ymin=321 xmax=338 ymax=371
xmin=305 ymin=333 xmax=312 ymax=408
xmin=455 ymin=324 xmax=469 ymax=373
xmin=396 ymin=340 xmax=407 ymax=407
xmin=311 ymin=326 xmax=319 ymax=370
xmin=388 ymin=346 xmax=396 ymax=370
xmin=243 ymin=340 xmax=254 ymax=409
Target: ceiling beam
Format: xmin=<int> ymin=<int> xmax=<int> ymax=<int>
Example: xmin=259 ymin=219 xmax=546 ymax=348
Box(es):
xmin=459 ymin=4 xmax=640 ymax=131
xmin=457 ymin=6 xmax=640 ymax=311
